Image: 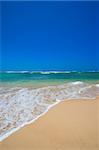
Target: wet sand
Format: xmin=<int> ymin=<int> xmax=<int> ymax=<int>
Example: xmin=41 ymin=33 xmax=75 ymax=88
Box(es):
xmin=0 ymin=98 xmax=99 ymax=150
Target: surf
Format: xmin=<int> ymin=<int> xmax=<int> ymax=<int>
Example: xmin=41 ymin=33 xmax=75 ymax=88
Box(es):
xmin=0 ymin=81 xmax=99 ymax=141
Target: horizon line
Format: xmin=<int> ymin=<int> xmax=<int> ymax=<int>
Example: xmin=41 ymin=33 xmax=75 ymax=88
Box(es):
xmin=0 ymin=70 xmax=99 ymax=73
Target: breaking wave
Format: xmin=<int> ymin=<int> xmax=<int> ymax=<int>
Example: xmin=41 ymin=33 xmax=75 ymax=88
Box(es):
xmin=3 ymin=71 xmax=72 ymax=74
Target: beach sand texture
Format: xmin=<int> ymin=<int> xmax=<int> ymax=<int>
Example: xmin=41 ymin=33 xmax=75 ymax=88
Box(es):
xmin=0 ymin=98 xmax=99 ymax=150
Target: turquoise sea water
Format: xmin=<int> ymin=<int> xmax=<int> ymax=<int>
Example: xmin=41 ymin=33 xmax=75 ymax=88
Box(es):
xmin=0 ymin=71 xmax=99 ymax=87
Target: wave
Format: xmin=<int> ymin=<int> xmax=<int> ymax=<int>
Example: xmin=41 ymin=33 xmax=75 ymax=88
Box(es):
xmin=2 ymin=71 xmax=74 ymax=74
xmin=1 ymin=70 xmax=99 ymax=74
xmin=0 ymin=81 xmax=99 ymax=141
xmin=1 ymin=71 xmax=99 ymax=75
xmin=4 ymin=71 xmax=30 ymax=74
xmin=40 ymin=71 xmax=71 ymax=74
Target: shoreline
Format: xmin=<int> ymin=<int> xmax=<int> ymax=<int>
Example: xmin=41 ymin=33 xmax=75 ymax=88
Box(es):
xmin=0 ymin=97 xmax=97 ymax=142
xmin=0 ymin=81 xmax=99 ymax=142
xmin=0 ymin=100 xmax=60 ymax=142
xmin=0 ymin=97 xmax=99 ymax=150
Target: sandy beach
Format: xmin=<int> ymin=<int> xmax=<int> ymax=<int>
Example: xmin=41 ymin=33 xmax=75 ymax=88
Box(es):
xmin=0 ymin=97 xmax=99 ymax=150
xmin=1 ymin=0 xmax=99 ymax=149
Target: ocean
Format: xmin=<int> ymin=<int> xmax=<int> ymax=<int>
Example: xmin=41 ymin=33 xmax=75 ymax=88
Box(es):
xmin=0 ymin=71 xmax=99 ymax=87
xmin=0 ymin=71 xmax=99 ymax=141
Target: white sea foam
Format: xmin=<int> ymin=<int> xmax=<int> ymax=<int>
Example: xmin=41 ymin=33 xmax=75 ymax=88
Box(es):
xmin=3 ymin=71 xmax=72 ymax=74
xmin=40 ymin=71 xmax=72 ymax=74
xmin=70 ymin=81 xmax=84 ymax=85
xmin=95 ymin=84 xmax=99 ymax=87
xmin=0 ymin=82 xmax=99 ymax=142
xmin=40 ymin=71 xmax=52 ymax=74
xmin=5 ymin=71 xmax=30 ymax=74
xmin=1 ymin=70 xmax=99 ymax=74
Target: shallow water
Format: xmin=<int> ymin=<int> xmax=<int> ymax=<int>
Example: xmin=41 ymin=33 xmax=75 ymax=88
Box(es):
xmin=0 ymin=72 xmax=99 ymax=141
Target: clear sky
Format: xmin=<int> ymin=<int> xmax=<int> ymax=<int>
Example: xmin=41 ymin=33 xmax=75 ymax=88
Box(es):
xmin=1 ymin=1 xmax=99 ymax=71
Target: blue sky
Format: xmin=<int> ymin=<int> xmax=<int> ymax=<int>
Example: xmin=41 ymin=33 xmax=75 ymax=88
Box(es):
xmin=1 ymin=1 xmax=99 ymax=71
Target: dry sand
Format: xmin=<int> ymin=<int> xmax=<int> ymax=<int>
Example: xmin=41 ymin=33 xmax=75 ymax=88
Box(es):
xmin=0 ymin=98 xmax=99 ymax=150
